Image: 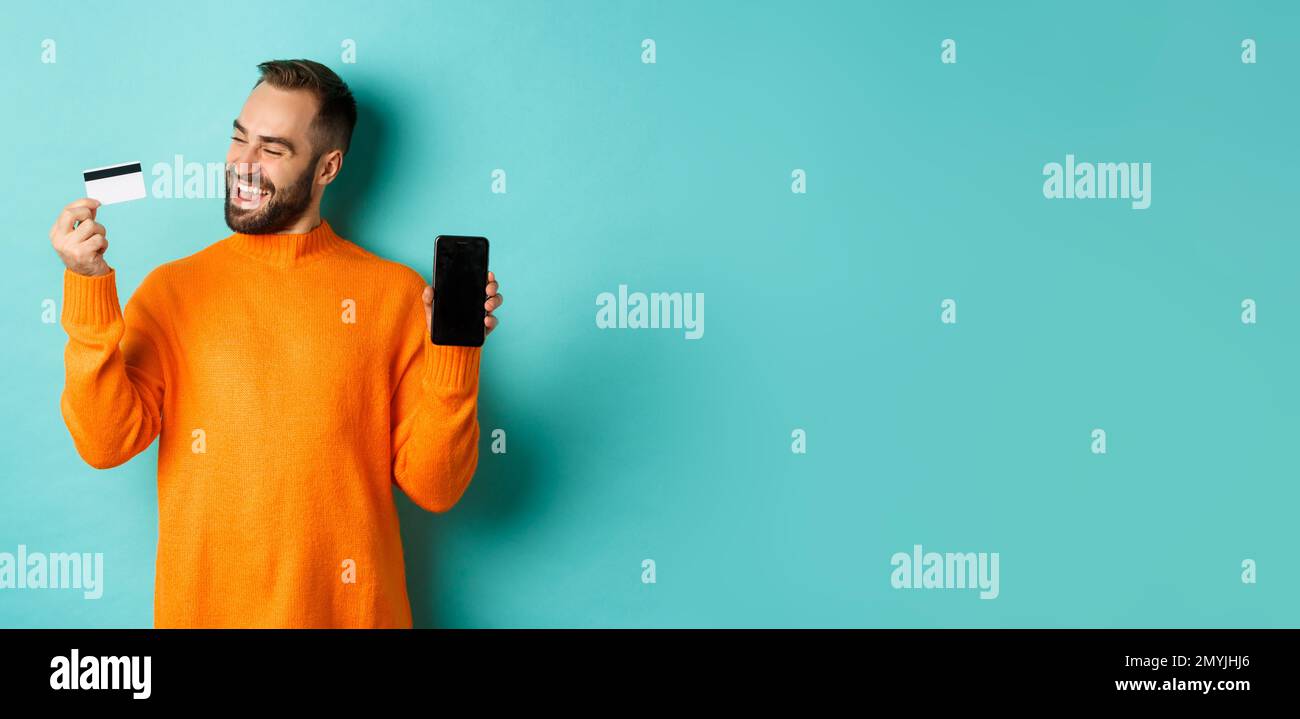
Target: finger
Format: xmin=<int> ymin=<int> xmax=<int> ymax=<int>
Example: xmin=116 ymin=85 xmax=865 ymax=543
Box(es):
xmin=61 ymin=198 xmax=99 ymax=229
xmin=84 ymin=234 xmax=108 ymax=254
xmin=488 ymin=270 xmax=495 ymax=283
xmin=58 ymin=206 xmax=96 ymax=235
xmin=485 ymin=293 xmax=503 ymax=311
xmin=485 ymin=314 xmax=498 ymax=333
xmin=422 ymin=285 xmax=433 ymax=304
xmin=69 ymin=220 xmax=105 ymax=246
xmin=73 ymin=221 xmax=106 ymax=245
xmin=486 ymin=280 xmax=499 ymax=296
xmin=63 ymin=198 xmax=100 ymax=215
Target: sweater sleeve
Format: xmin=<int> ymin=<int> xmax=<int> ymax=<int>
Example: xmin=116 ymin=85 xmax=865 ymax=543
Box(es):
xmin=59 ymin=268 xmax=167 ymax=470
xmin=390 ymin=280 xmax=483 ymax=513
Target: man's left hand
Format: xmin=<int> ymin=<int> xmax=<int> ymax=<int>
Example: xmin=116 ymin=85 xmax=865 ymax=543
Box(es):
xmin=423 ymin=270 xmax=502 ymax=340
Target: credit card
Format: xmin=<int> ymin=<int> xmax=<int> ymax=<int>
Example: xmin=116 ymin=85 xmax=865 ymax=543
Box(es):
xmin=83 ymin=161 xmax=146 ymax=205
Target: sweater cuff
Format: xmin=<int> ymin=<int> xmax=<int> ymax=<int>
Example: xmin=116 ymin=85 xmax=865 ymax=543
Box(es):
xmin=424 ymin=343 xmax=482 ymax=390
xmin=62 ymin=268 xmax=122 ymax=326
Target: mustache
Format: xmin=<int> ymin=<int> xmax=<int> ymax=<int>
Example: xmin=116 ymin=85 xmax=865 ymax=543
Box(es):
xmin=226 ymin=163 xmax=275 ymax=191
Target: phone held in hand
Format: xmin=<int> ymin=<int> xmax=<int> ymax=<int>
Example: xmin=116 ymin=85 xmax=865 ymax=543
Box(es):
xmin=431 ymin=235 xmax=490 ymax=347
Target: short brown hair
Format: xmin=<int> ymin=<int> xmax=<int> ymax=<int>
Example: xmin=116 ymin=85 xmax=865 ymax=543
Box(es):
xmin=255 ymin=59 xmax=357 ymax=156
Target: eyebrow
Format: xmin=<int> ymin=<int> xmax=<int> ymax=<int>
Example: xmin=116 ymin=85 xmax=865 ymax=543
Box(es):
xmin=232 ymin=120 xmax=296 ymax=153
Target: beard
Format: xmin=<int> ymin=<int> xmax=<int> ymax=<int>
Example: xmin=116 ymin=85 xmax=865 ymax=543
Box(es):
xmin=223 ymin=155 xmax=319 ymax=234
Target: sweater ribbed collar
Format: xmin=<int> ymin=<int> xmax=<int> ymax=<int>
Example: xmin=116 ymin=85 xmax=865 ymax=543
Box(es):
xmin=225 ymin=219 xmax=347 ymax=268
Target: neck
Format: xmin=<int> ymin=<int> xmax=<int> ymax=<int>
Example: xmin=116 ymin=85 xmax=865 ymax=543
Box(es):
xmin=226 ymin=218 xmax=347 ymax=268
xmin=277 ymin=206 xmax=322 ymax=235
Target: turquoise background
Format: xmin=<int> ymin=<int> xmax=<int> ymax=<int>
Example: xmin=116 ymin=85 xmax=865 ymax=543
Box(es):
xmin=1 ymin=0 xmax=1297 ymax=627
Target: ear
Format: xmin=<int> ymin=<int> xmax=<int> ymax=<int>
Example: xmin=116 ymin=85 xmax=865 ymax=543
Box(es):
xmin=316 ymin=149 xmax=344 ymax=186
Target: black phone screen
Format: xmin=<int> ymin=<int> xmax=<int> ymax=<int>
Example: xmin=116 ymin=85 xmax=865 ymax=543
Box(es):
xmin=431 ymin=235 xmax=489 ymax=347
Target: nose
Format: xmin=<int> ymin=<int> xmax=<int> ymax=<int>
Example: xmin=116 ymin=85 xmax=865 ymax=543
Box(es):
xmin=227 ymin=140 xmax=257 ymax=176
xmin=230 ymin=155 xmax=261 ymax=185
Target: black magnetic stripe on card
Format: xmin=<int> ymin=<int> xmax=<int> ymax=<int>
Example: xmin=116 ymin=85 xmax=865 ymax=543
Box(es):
xmin=83 ymin=163 xmax=143 ymax=182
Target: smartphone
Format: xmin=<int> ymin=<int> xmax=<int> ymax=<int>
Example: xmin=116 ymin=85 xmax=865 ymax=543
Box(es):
xmin=431 ymin=235 xmax=490 ymax=347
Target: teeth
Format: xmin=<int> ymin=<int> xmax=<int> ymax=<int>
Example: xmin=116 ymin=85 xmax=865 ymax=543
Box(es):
xmin=237 ymin=183 xmax=269 ymax=196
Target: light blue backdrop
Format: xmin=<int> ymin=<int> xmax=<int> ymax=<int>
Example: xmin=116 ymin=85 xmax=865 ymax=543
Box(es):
xmin=1 ymin=0 xmax=1296 ymax=627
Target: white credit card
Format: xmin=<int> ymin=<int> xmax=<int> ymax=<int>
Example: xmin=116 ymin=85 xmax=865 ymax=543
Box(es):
xmin=83 ymin=161 xmax=146 ymax=205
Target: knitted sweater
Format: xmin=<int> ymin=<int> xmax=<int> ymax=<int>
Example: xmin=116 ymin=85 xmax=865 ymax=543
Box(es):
xmin=58 ymin=220 xmax=481 ymax=627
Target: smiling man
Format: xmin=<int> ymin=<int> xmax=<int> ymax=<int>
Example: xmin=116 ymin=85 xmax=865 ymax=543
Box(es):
xmin=48 ymin=59 xmax=502 ymax=628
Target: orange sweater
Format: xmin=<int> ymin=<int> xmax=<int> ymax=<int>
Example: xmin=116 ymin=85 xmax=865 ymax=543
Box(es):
xmin=58 ymin=220 xmax=481 ymax=628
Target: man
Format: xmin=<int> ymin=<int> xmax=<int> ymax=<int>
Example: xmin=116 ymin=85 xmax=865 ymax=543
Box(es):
xmin=48 ymin=59 xmax=502 ymax=628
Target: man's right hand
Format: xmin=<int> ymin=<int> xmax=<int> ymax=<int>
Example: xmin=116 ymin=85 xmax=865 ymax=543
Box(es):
xmin=50 ymin=198 xmax=111 ymax=277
